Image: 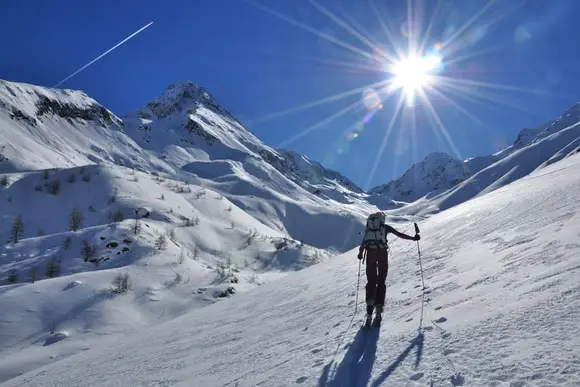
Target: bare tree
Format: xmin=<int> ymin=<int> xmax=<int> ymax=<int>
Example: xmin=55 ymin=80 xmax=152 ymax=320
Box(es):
xmin=63 ymin=235 xmax=73 ymax=250
xmin=45 ymin=256 xmax=61 ymax=278
xmin=29 ymin=267 xmax=37 ymax=283
xmin=108 ymin=189 xmax=118 ymax=204
xmin=112 ymin=272 xmax=131 ymax=293
xmin=10 ymin=214 xmax=24 ymax=243
xmin=7 ymin=268 xmax=18 ymax=283
xmin=132 ymin=218 xmax=142 ymax=235
xmin=111 ymin=210 xmax=124 ymax=222
xmin=69 ymin=208 xmax=83 ymax=231
xmin=82 ymin=240 xmax=97 ymax=263
xmin=155 ymin=234 xmax=168 ymax=250
xmin=47 ymin=179 xmax=61 ymax=195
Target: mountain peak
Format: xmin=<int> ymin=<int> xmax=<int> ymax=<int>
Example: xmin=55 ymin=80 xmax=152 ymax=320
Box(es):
xmin=142 ymin=81 xmax=218 ymax=120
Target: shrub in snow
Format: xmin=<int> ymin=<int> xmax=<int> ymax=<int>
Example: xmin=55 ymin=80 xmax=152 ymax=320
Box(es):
xmin=43 ymin=170 xmax=50 ymax=180
xmin=111 ymin=272 xmax=131 ymax=293
xmin=177 ymin=249 xmax=186 ymax=264
xmin=88 ymin=205 xmax=96 ymax=212
xmin=167 ymin=228 xmax=176 ymax=241
xmin=160 ymin=193 xmax=165 ymax=200
xmin=79 ymin=166 xmax=85 ymax=174
xmin=34 ymin=183 xmax=42 ymax=191
xmin=132 ymin=219 xmax=142 ymax=235
xmin=67 ymin=173 xmax=76 ymax=183
xmin=69 ymin=208 xmax=84 ymax=231
xmin=63 ymin=235 xmax=72 ymax=250
xmin=45 ymin=256 xmax=61 ymax=278
xmin=193 ymin=189 xmax=205 ymax=199
xmin=215 ymin=286 xmax=236 ymax=298
xmin=181 ymin=215 xmax=199 ymax=227
xmin=0 ymin=175 xmax=8 ymax=187
xmin=111 ymin=210 xmax=124 ymax=222
xmin=174 ymin=271 xmax=183 ymax=284
xmin=29 ymin=267 xmax=37 ymax=283
xmin=37 ymin=228 xmax=45 ymax=237
xmin=7 ymin=268 xmax=18 ymax=283
xmin=155 ymin=234 xmax=168 ymax=250
xmin=10 ymin=213 xmax=24 ymax=243
xmin=244 ymin=229 xmax=258 ymax=246
xmin=82 ymin=240 xmax=97 ymax=263
xmin=108 ymin=189 xmax=117 ymax=204
xmin=81 ymin=173 xmax=91 ymax=183
xmin=47 ymin=179 xmax=61 ymax=195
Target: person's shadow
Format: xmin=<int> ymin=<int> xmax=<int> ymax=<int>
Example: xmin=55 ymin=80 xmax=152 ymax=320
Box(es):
xmin=318 ymin=328 xmax=380 ymax=387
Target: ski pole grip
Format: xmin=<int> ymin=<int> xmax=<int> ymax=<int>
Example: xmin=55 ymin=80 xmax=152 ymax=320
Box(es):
xmin=414 ymin=222 xmax=420 ymax=235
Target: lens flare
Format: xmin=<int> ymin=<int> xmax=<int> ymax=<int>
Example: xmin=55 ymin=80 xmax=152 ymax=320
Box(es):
xmin=362 ymin=88 xmax=382 ymax=110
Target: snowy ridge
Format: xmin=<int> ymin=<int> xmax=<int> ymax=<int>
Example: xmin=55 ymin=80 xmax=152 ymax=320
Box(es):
xmin=371 ymin=101 xmax=580 ymax=208
xmin=0 ymin=80 xmax=139 ymax=173
xmin=122 ymin=81 xmax=362 ymax=196
xmin=4 ymin=144 xmax=580 ymax=387
xmin=370 ymin=152 xmax=471 ymax=202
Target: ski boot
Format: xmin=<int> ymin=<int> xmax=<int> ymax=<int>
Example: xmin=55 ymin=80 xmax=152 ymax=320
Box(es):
xmin=364 ymin=304 xmax=373 ymax=329
xmin=372 ymin=305 xmax=383 ymax=327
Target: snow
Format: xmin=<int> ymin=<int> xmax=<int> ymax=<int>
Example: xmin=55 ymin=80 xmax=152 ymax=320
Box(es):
xmin=2 ymin=77 xmax=580 ymax=386
xmin=371 ymin=101 xmax=580 ymax=207
xmin=370 ymin=152 xmax=471 ymax=202
xmin=3 ymin=150 xmax=580 ymax=386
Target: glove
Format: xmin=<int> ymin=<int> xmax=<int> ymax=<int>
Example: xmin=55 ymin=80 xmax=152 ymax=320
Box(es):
xmin=357 ymin=252 xmax=363 ymax=260
xmin=413 ymin=234 xmax=421 ymax=241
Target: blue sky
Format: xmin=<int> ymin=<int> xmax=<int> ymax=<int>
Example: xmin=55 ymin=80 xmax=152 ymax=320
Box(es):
xmin=2 ymin=0 xmax=580 ymax=189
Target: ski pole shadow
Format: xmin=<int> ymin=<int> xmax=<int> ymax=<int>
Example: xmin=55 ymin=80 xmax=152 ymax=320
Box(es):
xmin=318 ymin=328 xmax=380 ymax=387
xmin=369 ymin=330 xmax=424 ymax=387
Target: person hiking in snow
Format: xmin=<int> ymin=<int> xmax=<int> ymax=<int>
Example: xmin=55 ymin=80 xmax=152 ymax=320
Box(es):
xmin=358 ymin=212 xmax=420 ymax=327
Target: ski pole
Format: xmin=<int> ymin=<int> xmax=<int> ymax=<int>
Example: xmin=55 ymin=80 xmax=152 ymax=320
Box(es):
xmin=414 ymin=223 xmax=426 ymax=291
xmin=355 ymin=258 xmax=361 ymax=314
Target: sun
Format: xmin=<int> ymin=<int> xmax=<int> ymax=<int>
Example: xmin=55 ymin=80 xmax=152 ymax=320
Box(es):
xmin=389 ymin=53 xmax=442 ymax=104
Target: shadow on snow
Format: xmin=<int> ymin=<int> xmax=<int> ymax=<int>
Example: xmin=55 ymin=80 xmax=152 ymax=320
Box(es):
xmin=318 ymin=329 xmax=425 ymax=387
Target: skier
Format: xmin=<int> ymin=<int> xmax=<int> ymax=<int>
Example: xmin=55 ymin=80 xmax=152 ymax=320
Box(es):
xmin=357 ymin=212 xmax=420 ymax=327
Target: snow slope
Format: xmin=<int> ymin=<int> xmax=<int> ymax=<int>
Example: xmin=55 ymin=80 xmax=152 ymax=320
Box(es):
xmin=372 ymin=101 xmax=580 ymax=208
xmin=0 ymin=79 xmax=375 ymax=381
xmin=0 ymin=164 xmax=335 ymax=382
xmin=369 ymin=152 xmax=472 ymax=202
xmin=0 ymin=80 xmax=160 ymax=174
xmin=0 ymin=79 xmax=369 ymax=251
xmin=5 ymin=146 xmax=580 ymax=386
xmin=404 ymin=120 xmax=580 ymax=215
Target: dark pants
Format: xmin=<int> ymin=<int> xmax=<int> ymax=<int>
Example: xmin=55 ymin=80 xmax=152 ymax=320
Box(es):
xmin=365 ymin=248 xmax=389 ymax=313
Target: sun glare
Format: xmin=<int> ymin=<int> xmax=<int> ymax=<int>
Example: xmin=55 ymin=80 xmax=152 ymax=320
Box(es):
xmin=390 ymin=54 xmax=442 ymax=98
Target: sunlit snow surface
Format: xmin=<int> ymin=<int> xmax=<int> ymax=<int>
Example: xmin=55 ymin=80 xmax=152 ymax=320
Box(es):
xmin=3 ymin=150 xmax=579 ymax=387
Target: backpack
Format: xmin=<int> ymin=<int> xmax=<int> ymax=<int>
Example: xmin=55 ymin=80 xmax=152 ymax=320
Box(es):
xmin=362 ymin=212 xmax=388 ymax=249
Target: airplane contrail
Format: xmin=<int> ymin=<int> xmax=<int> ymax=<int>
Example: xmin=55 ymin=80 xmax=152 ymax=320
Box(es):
xmin=54 ymin=21 xmax=154 ymax=88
